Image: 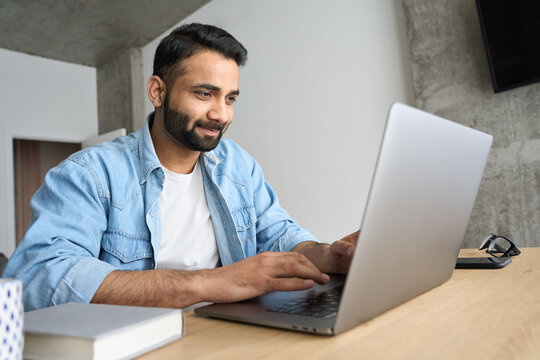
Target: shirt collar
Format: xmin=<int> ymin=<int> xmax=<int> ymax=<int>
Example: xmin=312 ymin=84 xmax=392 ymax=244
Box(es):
xmin=203 ymin=150 xmax=223 ymax=164
xmin=138 ymin=112 xmax=162 ymax=184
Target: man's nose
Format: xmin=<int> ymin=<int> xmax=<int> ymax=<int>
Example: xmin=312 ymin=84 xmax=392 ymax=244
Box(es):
xmin=207 ymin=101 xmax=231 ymax=123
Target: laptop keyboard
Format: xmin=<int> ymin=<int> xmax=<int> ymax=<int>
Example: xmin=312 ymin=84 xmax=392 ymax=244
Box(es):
xmin=267 ymin=286 xmax=343 ymax=318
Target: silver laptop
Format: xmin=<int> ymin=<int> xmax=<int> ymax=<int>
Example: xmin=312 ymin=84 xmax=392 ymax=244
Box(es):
xmin=195 ymin=102 xmax=493 ymax=335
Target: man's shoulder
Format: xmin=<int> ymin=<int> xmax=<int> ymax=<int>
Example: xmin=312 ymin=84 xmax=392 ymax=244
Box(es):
xmin=68 ymin=132 xmax=139 ymax=167
xmin=38 ymin=131 xmax=146 ymax=204
xmin=61 ymin=132 xmax=142 ymax=186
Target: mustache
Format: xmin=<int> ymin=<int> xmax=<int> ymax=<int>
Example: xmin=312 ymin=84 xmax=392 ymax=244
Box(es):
xmin=193 ymin=120 xmax=225 ymax=131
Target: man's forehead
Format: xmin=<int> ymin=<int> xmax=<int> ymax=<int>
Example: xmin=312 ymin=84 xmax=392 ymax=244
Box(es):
xmin=174 ymin=50 xmax=239 ymax=87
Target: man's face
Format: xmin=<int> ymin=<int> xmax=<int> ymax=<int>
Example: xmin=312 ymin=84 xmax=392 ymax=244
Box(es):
xmin=162 ymin=50 xmax=240 ymax=152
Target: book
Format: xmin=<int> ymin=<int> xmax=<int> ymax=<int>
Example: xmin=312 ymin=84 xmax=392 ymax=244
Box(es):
xmin=23 ymin=302 xmax=184 ymax=360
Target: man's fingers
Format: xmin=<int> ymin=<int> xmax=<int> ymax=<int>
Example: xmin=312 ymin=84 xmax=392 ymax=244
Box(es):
xmin=268 ymin=277 xmax=315 ymax=292
xmin=279 ymin=253 xmax=329 ymax=285
xmin=264 ymin=252 xmax=329 ymax=285
xmin=331 ymin=240 xmax=355 ymax=257
xmin=342 ymin=230 xmax=360 ymax=245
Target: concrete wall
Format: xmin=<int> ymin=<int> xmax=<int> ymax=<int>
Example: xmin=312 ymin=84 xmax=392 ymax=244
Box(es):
xmin=142 ymin=0 xmax=415 ymax=244
xmin=402 ymin=0 xmax=540 ymax=247
xmin=0 ymin=48 xmax=98 ymax=256
xmin=97 ymin=47 xmax=146 ymax=134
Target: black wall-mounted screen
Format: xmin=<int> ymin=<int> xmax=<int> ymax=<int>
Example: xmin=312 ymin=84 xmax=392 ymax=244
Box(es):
xmin=476 ymin=0 xmax=540 ymax=92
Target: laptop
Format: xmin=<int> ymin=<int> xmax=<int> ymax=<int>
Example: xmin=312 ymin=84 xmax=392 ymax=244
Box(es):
xmin=195 ymin=102 xmax=493 ymax=335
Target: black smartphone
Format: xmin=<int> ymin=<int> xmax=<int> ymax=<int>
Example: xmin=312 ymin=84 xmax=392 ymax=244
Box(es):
xmin=455 ymin=257 xmax=511 ymax=269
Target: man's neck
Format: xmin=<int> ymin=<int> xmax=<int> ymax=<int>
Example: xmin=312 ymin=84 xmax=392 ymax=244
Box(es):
xmin=150 ymin=111 xmax=200 ymax=174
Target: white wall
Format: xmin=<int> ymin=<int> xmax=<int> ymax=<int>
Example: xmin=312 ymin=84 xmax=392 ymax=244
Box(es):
xmin=0 ymin=48 xmax=98 ymax=255
xmin=142 ymin=0 xmax=414 ymax=243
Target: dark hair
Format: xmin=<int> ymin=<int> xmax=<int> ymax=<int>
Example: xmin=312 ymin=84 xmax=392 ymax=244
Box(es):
xmin=153 ymin=23 xmax=248 ymax=88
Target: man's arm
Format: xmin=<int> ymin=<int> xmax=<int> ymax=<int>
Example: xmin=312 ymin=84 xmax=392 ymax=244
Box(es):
xmin=3 ymin=159 xmax=113 ymax=311
xmin=92 ymin=251 xmax=330 ymax=308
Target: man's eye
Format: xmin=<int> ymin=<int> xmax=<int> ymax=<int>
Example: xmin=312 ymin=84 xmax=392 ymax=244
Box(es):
xmin=196 ymin=91 xmax=211 ymax=98
xmin=226 ymin=96 xmax=237 ymax=104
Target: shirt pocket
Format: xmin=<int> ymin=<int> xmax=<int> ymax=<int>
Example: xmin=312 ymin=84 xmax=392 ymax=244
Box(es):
xmin=100 ymin=229 xmax=154 ymax=270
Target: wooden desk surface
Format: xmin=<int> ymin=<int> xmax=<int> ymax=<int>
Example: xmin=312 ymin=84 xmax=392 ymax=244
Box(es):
xmin=139 ymin=248 xmax=540 ymax=360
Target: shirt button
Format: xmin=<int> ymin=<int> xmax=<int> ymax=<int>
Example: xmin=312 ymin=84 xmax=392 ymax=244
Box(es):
xmin=149 ymin=213 xmax=154 ymax=217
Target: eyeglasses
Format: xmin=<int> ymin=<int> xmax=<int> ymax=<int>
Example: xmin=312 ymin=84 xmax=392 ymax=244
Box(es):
xmin=479 ymin=233 xmax=521 ymax=257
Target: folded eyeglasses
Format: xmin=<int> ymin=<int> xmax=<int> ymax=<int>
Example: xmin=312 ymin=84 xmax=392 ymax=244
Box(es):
xmin=479 ymin=233 xmax=521 ymax=258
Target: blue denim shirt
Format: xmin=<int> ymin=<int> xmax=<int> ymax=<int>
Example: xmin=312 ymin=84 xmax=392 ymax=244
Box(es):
xmin=4 ymin=116 xmax=317 ymax=311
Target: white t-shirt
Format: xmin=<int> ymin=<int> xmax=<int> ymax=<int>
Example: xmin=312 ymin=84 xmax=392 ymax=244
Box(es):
xmin=156 ymin=161 xmax=219 ymax=270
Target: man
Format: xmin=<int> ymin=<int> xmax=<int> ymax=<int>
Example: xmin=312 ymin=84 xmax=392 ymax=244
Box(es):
xmin=4 ymin=23 xmax=358 ymax=311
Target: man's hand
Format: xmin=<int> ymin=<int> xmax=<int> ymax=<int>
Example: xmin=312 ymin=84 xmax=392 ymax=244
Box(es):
xmin=292 ymin=230 xmax=360 ymax=274
xmin=203 ymin=251 xmax=330 ymax=303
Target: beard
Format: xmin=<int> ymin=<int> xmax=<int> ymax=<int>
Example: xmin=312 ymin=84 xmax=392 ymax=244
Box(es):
xmin=162 ymin=94 xmax=227 ymax=152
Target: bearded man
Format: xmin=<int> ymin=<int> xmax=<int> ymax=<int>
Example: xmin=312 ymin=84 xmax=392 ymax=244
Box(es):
xmin=4 ymin=23 xmax=358 ymax=311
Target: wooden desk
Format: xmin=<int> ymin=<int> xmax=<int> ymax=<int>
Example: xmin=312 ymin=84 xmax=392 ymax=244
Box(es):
xmin=139 ymin=248 xmax=540 ymax=360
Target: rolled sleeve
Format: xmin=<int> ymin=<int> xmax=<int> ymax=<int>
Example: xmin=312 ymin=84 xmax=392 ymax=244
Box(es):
xmin=269 ymin=230 xmax=319 ymax=253
xmin=51 ymin=257 xmax=117 ymax=306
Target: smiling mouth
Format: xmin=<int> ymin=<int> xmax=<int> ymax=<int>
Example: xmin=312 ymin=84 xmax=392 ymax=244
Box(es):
xmin=197 ymin=125 xmax=220 ymax=136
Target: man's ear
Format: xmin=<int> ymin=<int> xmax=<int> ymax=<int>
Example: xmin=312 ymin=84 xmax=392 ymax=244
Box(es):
xmin=147 ymin=75 xmax=166 ymax=107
